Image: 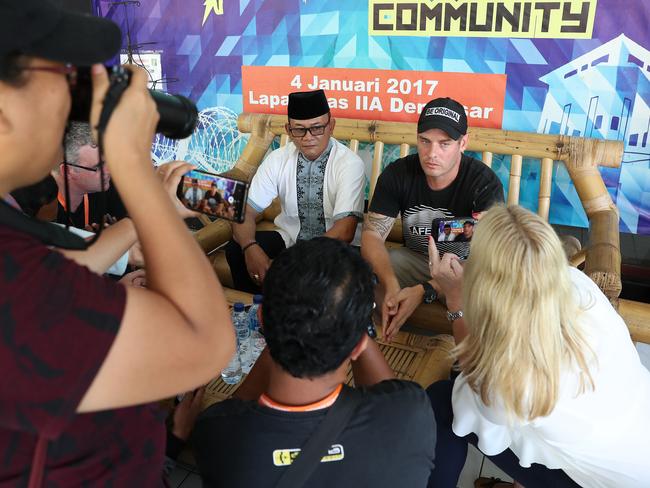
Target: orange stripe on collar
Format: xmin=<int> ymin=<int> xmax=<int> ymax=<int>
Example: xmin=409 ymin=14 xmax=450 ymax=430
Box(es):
xmin=259 ymin=384 xmax=343 ymax=412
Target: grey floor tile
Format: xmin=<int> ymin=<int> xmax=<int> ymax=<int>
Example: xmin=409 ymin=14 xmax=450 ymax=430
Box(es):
xmin=480 ymin=456 xmax=514 ymax=483
xmin=457 ymin=444 xmax=484 ymax=488
xmin=165 ymin=466 xmax=190 ymax=488
xmin=179 ymin=473 xmax=203 ymax=488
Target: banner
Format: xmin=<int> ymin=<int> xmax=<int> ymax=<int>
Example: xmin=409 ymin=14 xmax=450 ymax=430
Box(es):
xmin=242 ymin=66 xmax=506 ymax=126
xmin=368 ymin=0 xmax=599 ymax=38
xmin=98 ymin=0 xmax=650 ymax=234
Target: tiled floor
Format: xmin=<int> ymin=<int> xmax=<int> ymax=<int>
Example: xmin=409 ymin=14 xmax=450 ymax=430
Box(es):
xmin=167 ymin=461 xmax=202 ymax=488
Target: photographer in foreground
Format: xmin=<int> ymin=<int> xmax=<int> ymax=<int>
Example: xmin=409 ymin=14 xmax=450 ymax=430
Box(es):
xmin=0 ymin=1 xmax=234 ymax=485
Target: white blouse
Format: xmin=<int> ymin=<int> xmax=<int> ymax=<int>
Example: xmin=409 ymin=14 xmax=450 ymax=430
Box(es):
xmin=452 ymin=267 xmax=650 ymax=487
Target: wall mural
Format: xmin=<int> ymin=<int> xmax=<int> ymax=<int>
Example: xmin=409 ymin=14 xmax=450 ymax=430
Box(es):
xmin=96 ymin=0 xmax=649 ymax=234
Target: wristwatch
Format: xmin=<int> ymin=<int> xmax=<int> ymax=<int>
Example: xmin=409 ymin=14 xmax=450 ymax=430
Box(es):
xmin=420 ymin=281 xmax=438 ymax=304
xmin=446 ymin=310 xmax=463 ymax=322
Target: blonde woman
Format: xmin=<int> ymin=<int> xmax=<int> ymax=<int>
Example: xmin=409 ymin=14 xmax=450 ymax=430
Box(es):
xmin=426 ymin=205 xmax=650 ymax=487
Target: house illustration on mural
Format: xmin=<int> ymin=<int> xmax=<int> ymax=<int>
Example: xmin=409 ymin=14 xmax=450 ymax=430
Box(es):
xmin=537 ymin=34 xmax=650 ymax=164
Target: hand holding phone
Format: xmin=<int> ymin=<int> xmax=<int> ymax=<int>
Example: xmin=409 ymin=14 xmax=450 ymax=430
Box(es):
xmin=177 ymin=169 xmax=248 ymax=223
xmin=156 ymin=161 xmax=200 ymax=220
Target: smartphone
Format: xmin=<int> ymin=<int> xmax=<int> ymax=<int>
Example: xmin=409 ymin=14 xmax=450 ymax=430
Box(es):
xmin=177 ymin=169 xmax=249 ymax=223
xmin=432 ymin=217 xmax=476 ymax=259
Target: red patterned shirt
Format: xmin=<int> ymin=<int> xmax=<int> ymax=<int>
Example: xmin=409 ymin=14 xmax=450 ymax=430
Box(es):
xmin=0 ymin=224 xmax=165 ymax=486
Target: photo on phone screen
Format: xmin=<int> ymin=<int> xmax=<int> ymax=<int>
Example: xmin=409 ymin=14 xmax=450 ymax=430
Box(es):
xmin=177 ymin=169 xmax=248 ymax=223
xmin=436 ymin=218 xmax=476 ymax=243
xmin=432 ymin=217 xmax=476 ymax=259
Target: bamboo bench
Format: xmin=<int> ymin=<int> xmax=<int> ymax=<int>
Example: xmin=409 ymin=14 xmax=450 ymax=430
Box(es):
xmin=195 ymin=113 xmax=650 ymax=345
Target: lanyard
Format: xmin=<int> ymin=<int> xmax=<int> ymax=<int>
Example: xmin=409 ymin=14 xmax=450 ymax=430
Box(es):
xmin=58 ymin=193 xmax=90 ymax=228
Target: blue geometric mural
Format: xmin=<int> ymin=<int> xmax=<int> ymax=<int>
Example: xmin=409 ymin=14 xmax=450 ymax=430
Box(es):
xmin=95 ymin=0 xmax=650 ymax=234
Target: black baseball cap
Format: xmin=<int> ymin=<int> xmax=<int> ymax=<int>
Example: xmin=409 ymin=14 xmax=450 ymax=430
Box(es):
xmin=288 ymin=89 xmax=330 ymax=120
xmin=417 ymin=97 xmax=468 ymax=140
xmin=0 ymin=0 xmax=121 ymax=68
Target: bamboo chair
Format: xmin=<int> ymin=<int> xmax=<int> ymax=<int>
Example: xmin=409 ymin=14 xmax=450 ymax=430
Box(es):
xmin=195 ymin=113 xmax=650 ymax=345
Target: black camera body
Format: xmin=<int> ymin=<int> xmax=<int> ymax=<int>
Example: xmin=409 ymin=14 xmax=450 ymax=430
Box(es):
xmin=69 ymin=66 xmax=198 ymax=140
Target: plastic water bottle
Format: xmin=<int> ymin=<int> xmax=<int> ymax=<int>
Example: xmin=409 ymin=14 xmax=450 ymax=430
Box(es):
xmin=233 ymin=302 xmax=252 ymax=374
xmin=221 ymin=303 xmax=244 ymax=384
xmin=248 ymin=295 xmax=266 ymax=364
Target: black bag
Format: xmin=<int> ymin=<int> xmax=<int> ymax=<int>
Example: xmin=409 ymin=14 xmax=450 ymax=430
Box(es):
xmin=275 ymin=387 xmax=362 ymax=488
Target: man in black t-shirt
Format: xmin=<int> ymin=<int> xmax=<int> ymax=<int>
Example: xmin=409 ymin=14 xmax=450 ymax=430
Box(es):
xmin=169 ymin=238 xmax=435 ymax=487
xmin=54 ymin=122 xmax=127 ymax=229
xmin=361 ymin=97 xmax=503 ymax=341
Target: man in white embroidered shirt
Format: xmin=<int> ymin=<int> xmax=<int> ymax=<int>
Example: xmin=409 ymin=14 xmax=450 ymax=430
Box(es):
xmin=226 ymin=89 xmax=366 ymax=293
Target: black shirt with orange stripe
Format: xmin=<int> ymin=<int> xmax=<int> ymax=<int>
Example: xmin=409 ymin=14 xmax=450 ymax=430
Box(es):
xmin=192 ymin=380 xmax=436 ymax=488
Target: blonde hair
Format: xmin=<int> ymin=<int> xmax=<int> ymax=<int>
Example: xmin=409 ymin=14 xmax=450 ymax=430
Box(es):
xmin=457 ymin=205 xmax=594 ymax=421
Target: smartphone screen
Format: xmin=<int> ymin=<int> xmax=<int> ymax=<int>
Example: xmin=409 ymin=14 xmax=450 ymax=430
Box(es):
xmin=432 ymin=217 xmax=476 ymax=259
xmin=177 ymin=169 xmax=249 ymax=223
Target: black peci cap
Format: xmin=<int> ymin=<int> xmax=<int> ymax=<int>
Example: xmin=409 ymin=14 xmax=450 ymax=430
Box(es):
xmin=287 ymin=89 xmax=330 ymax=120
xmin=0 ymin=0 xmax=121 ymax=68
xmin=417 ymin=97 xmax=468 ymax=140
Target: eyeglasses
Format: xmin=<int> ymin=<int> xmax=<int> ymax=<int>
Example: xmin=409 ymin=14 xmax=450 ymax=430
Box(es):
xmin=62 ymin=162 xmax=100 ymax=173
xmin=287 ymin=114 xmax=331 ymax=138
xmin=19 ymin=64 xmax=77 ymax=88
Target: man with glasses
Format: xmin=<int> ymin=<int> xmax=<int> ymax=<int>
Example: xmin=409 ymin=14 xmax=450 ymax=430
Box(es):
xmin=226 ymin=89 xmax=365 ymax=292
xmin=54 ymin=121 xmax=126 ymax=230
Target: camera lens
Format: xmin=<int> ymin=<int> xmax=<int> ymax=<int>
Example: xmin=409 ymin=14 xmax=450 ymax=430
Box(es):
xmin=69 ymin=66 xmax=199 ymax=140
xmin=150 ymin=91 xmax=198 ymax=140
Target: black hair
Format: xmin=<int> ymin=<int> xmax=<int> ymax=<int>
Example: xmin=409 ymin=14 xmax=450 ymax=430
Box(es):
xmin=0 ymin=52 xmax=27 ymax=85
xmin=463 ymin=220 xmax=474 ymax=226
xmin=10 ymin=175 xmax=59 ymax=218
xmin=262 ymin=237 xmax=375 ymax=379
xmin=444 ymin=224 xmax=451 ymax=229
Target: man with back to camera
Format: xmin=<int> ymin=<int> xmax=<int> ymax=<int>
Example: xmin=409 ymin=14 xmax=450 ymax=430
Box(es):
xmin=169 ymin=237 xmax=436 ymax=487
xmin=226 ymin=89 xmax=366 ymax=293
xmin=361 ymin=97 xmax=504 ymax=341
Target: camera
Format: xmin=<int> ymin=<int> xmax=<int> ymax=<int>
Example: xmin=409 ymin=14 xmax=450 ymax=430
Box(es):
xmin=69 ymin=66 xmax=198 ymax=140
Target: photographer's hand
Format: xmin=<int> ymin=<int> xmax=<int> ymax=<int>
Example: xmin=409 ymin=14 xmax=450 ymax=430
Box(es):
xmin=89 ymin=64 xmax=159 ymax=165
xmin=155 ymin=161 xmax=200 ymax=220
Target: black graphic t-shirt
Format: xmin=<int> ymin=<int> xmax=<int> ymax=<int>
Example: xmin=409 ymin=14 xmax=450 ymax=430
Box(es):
xmin=192 ymin=380 xmax=435 ymax=488
xmin=369 ymin=153 xmax=504 ymax=256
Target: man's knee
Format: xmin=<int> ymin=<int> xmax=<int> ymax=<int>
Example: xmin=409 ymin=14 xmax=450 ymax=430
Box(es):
xmin=388 ymin=247 xmax=429 ymax=288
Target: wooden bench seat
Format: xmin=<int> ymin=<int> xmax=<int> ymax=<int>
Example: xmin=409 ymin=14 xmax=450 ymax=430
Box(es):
xmin=195 ymin=113 xmax=650 ymax=345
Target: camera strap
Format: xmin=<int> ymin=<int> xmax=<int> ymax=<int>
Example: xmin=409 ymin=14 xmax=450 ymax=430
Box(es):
xmin=96 ymin=68 xmax=130 ymax=139
xmin=0 ymin=200 xmax=88 ymax=250
xmin=275 ymin=387 xmax=362 ymax=488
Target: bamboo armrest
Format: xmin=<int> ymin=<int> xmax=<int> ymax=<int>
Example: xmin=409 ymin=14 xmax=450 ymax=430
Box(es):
xmin=583 ymin=209 xmax=622 ymax=301
xmin=619 ymin=299 xmax=650 ymax=345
